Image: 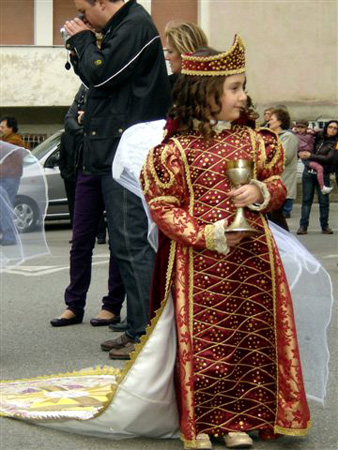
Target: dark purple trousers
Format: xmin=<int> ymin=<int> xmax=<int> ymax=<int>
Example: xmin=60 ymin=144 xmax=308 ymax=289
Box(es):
xmin=64 ymin=172 xmax=125 ymax=318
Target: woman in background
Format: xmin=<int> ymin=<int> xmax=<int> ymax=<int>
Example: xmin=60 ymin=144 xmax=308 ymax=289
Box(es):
xmin=268 ymin=108 xmax=299 ymax=227
xmin=164 ymin=21 xmax=208 ymax=90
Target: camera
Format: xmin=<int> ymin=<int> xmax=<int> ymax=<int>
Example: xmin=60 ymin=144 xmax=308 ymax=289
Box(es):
xmin=60 ymin=27 xmax=70 ymax=44
xmin=60 ymin=14 xmax=86 ymax=44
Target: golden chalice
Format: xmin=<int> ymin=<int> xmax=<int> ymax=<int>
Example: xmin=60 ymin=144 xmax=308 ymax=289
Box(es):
xmin=225 ymin=159 xmax=258 ymax=234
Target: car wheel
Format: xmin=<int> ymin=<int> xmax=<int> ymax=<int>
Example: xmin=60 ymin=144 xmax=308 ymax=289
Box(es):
xmin=14 ymin=197 xmax=40 ymax=233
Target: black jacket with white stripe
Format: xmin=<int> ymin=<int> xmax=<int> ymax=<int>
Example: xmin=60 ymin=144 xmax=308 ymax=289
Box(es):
xmin=67 ymin=0 xmax=171 ymax=175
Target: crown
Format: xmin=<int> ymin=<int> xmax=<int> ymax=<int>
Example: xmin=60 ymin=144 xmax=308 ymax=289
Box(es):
xmin=181 ymin=34 xmax=245 ymax=76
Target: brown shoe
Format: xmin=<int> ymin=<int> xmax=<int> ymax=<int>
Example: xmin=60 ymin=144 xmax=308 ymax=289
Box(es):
xmin=321 ymin=227 xmax=333 ymax=234
xmin=109 ymin=341 xmax=135 ymax=360
xmin=297 ymin=226 xmax=308 ymax=235
xmin=101 ymin=333 xmax=134 ymax=351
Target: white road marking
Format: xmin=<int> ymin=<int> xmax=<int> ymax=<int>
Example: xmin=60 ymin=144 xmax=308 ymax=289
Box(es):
xmin=2 ymin=256 xmax=110 ymax=276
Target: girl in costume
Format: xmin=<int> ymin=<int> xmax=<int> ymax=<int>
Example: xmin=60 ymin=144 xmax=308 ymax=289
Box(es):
xmin=140 ymin=37 xmax=311 ymax=449
xmin=3 ymin=35 xmax=332 ymax=450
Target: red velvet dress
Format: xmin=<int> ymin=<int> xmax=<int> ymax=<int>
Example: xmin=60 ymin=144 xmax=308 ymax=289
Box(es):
xmin=141 ymin=124 xmax=311 ymax=448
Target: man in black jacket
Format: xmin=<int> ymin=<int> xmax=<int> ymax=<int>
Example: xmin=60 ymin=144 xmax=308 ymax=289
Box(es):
xmin=51 ymin=0 xmax=171 ymax=360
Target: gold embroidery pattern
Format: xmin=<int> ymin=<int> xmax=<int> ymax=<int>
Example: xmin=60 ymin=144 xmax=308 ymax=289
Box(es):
xmin=0 ymin=366 xmax=121 ymax=421
xmin=148 ymin=196 xmax=180 ymax=206
xmin=274 ymin=421 xmax=312 ymax=436
xmin=205 ymin=224 xmax=216 ymax=251
xmin=258 ymin=130 xmax=283 ymax=170
xmin=171 ymin=137 xmax=198 ymax=337
xmin=149 ymin=145 xmax=176 ymax=189
xmin=263 ymin=175 xmax=281 ymax=183
xmin=191 ymin=233 xmax=278 ymax=436
xmin=143 ymin=127 xmax=308 ymax=440
xmin=169 ymin=131 xmax=280 ymax=438
xmin=172 ymin=129 xmax=308 ymax=438
xmin=140 ymin=160 xmax=150 ymax=195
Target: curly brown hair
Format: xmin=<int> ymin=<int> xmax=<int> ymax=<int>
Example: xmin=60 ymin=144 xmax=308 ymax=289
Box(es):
xmin=170 ymin=74 xmax=226 ymax=138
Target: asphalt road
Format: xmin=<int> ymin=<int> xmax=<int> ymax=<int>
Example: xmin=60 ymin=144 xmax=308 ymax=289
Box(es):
xmin=1 ymin=203 xmax=337 ymax=450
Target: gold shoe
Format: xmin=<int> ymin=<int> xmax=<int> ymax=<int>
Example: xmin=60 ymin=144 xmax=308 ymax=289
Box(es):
xmin=224 ymin=432 xmax=253 ymax=448
xmin=197 ymin=433 xmax=212 ymax=449
xmin=184 ymin=433 xmax=213 ymax=449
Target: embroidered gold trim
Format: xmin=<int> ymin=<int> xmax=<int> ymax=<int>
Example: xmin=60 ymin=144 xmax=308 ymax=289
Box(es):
xmin=171 ymin=137 xmax=196 ymax=335
xmin=149 ymin=145 xmax=175 ymax=189
xmin=171 ymin=138 xmax=195 ymax=214
xmin=263 ymin=175 xmax=280 ymax=183
xmin=148 ymin=196 xmax=180 ymax=205
xmin=205 ymin=224 xmax=215 ymax=251
xmin=140 ymin=162 xmax=150 ymax=195
xmin=257 ymin=134 xmax=267 ymax=169
xmin=181 ymin=68 xmax=245 ymax=77
xmin=0 ymin=366 xmax=121 ymax=385
xmin=260 ymin=130 xmax=283 ymax=170
xmin=188 ymin=246 xmax=194 ymax=334
xmin=263 ymin=217 xmax=279 ymax=422
xmin=181 ymin=433 xmax=197 ymax=449
xmin=274 ymin=420 xmax=312 ymax=436
xmin=0 ymin=366 xmax=121 ymax=421
xmin=248 ymin=179 xmax=271 ymax=211
xmin=213 ymin=219 xmax=229 ymax=255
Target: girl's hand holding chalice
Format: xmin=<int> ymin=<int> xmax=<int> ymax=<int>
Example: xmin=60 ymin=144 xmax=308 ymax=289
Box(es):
xmin=228 ymin=184 xmax=263 ymax=208
xmin=224 ymin=183 xmax=263 ymax=247
xmin=223 ymin=159 xmax=262 ymax=240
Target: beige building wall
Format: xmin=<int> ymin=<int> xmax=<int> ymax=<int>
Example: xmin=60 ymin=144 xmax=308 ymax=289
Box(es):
xmin=0 ymin=47 xmax=80 ymax=108
xmin=1 ymin=0 xmax=337 ymax=125
xmin=199 ymin=0 xmax=338 ymax=120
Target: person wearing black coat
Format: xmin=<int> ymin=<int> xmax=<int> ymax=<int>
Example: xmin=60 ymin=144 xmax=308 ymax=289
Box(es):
xmin=51 ymin=0 xmax=171 ymax=360
xmin=297 ymin=120 xmax=338 ymax=235
xmin=59 ymin=84 xmax=87 ymax=226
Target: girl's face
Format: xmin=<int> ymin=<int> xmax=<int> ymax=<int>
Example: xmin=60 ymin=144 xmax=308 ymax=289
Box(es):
xmin=268 ymin=114 xmax=281 ymax=131
xmin=326 ymin=122 xmax=338 ymax=137
xmin=216 ymin=73 xmax=247 ymax=122
xmin=165 ymin=38 xmax=182 ymax=74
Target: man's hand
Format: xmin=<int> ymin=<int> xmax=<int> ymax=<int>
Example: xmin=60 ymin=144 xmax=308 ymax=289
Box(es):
xmin=227 ymin=184 xmax=263 ymax=208
xmin=64 ymin=17 xmax=93 ymax=37
xmin=78 ymin=111 xmax=85 ymax=124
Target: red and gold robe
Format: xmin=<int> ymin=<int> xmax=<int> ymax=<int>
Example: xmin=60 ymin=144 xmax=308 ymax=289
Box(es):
xmin=141 ymin=124 xmax=311 ymax=448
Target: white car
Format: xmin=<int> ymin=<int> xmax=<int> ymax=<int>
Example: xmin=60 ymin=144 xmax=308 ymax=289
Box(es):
xmin=15 ymin=130 xmax=70 ymax=232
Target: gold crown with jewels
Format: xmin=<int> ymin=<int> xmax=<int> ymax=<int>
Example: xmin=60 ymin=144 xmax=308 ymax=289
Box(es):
xmin=181 ymin=34 xmax=246 ymax=76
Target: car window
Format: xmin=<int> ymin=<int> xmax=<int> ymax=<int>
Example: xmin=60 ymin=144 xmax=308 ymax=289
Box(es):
xmin=45 ymin=149 xmax=61 ymax=168
xmin=31 ymin=131 xmax=63 ymax=160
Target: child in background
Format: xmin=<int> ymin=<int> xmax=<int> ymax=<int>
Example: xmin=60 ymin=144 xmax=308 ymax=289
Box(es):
xmin=295 ymin=120 xmax=333 ymax=195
